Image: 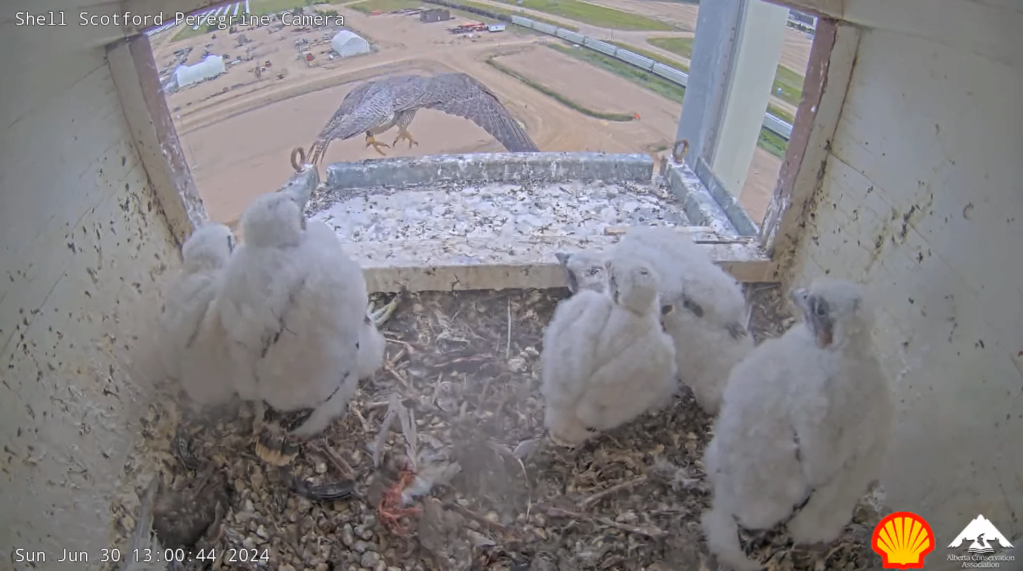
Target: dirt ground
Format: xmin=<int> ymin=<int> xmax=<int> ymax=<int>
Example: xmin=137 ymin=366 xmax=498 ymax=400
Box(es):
xmin=154 ymin=1 xmax=782 ymax=228
xmin=498 ymin=46 xmax=679 ymax=120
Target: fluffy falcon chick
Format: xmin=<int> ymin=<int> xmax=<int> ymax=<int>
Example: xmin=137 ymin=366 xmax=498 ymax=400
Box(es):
xmin=555 ymin=251 xmax=609 ymax=294
xmin=157 ymin=222 xmax=239 ymax=406
xmin=540 ymin=256 xmax=677 ymax=447
xmin=613 ymin=227 xmax=752 ymax=415
xmin=701 ymin=278 xmax=894 ymax=571
xmin=215 ymin=193 xmax=368 ymax=466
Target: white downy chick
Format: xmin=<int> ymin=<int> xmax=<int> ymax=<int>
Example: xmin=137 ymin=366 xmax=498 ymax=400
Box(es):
xmin=215 ymin=192 xmax=368 ymax=465
xmin=540 ymin=256 xmax=677 ymax=446
xmin=701 ymin=278 xmax=894 ymax=571
xmin=613 ymin=226 xmax=752 ymax=415
xmin=157 ymin=222 xmax=239 ymax=406
xmin=554 ymin=251 xmax=610 ymax=294
xmin=540 ymin=289 xmax=614 ymax=445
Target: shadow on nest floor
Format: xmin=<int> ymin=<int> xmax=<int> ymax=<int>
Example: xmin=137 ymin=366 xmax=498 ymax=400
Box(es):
xmin=153 ymin=286 xmax=886 ymax=571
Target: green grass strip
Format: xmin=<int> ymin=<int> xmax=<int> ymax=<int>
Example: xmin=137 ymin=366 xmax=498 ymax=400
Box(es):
xmin=492 ymin=0 xmax=672 ymax=31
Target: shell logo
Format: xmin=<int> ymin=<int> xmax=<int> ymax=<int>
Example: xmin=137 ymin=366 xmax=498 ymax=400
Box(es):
xmin=872 ymin=511 xmax=936 ymax=569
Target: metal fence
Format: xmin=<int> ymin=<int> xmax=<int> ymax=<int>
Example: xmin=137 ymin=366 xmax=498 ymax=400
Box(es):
xmin=421 ymin=0 xmax=793 ymax=140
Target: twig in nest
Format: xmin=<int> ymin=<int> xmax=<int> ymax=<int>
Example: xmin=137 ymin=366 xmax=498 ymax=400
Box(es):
xmin=372 ymin=394 xmax=402 ymax=468
xmin=387 ymin=347 xmax=407 ymax=371
xmin=443 ymin=501 xmax=521 ymax=539
xmin=351 ymin=406 xmax=373 ymax=435
xmin=308 ymin=440 xmax=355 ymax=478
xmin=579 ymin=475 xmax=648 ymax=510
xmin=384 ymin=362 xmax=409 ymax=390
xmin=382 ymin=334 xmax=416 ymax=351
xmin=545 ymin=506 xmax=667 ymax=539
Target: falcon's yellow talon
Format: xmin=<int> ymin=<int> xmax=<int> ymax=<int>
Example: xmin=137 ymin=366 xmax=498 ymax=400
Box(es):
xmin=392 ymin=128 xmax=419 ymax=149
xmin=365 ymin=134 xmax=390 ymax=156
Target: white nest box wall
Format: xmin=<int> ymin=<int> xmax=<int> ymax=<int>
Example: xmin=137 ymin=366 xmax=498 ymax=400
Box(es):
xmin=0 ymin=7 xmax=184 ymax=564
xmin=782 ymin=0 xmax=1023 ymax=557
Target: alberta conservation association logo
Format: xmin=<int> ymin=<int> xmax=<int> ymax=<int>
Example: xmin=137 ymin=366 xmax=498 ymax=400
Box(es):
xmin=872 ymin=511 xmax=936 ymax=569
xmin=946 ymin=514 xmax=1015 ymax=568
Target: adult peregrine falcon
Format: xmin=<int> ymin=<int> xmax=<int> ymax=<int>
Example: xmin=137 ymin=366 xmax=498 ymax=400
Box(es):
xmin=294 ymin=72 xmax=539 ymax=168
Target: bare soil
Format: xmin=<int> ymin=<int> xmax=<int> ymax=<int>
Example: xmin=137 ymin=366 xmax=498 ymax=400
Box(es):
xmin=495 ymin=46 xmax=682 ymax=135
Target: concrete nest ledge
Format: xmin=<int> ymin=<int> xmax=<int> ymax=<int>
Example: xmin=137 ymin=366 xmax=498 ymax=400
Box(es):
xmin=282 ymin=152 xmax=771 ymax=293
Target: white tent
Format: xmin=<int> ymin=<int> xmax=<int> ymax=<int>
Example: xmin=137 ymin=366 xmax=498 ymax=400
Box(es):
xmin=331 ymin=30 xmax=370 ymax=58
xmin=174 ymin=55 xmax=226 ymax=88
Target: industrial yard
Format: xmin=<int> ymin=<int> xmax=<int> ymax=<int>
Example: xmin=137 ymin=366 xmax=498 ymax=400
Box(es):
xmin=151 ymin=0 xmax=813 ymax=228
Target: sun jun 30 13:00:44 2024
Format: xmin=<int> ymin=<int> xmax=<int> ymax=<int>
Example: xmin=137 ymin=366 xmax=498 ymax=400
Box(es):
xmin=12 ymin=546 xmax=269 ymax=565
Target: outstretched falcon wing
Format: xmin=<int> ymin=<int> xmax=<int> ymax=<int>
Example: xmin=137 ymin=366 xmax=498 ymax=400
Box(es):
xmin=299 ymin=72 xmax=538 ymax=167
xmin=396 ymin=73 xmax=539 ymax=152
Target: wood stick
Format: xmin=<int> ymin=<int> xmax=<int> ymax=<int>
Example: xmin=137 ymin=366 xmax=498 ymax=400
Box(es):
xmin=546 ymin=506 xmax=666 ymax=539
xmin=579 ymin=475 xmax=648 ymax=510
xmin=309 ymin=441 xmax=355 ymax=478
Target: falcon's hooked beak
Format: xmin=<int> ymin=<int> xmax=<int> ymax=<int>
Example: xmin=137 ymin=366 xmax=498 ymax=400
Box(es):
xmin=790 ymin=288 xmax=833 ymax=348
xmin=555 ymin=252 xmax=579 ymax=294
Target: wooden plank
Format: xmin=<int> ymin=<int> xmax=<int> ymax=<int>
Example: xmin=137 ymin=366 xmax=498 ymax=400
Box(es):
xmin=108 ymin=34 xmax=207 ymax=246
xmin=604 ymin=225 xmax=716 ymax=237
xmin=603 ymin=225 xmax=758 ymax=245
xmin=341 ymin=235 xmax=773 ymax=293
xmin=758 ymin=19 xmax=859 ymax=281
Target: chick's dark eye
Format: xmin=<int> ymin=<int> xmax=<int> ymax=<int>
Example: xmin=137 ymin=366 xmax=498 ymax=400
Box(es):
xmin=588 ymin=267 xmax=600 ymax=276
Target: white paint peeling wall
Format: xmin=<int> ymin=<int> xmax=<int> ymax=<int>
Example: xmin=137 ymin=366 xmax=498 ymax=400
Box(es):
xmin=0 ymin=20 xmax=181 ymax=570
xmin=786 ymin=23 xmax=1023 ymax=560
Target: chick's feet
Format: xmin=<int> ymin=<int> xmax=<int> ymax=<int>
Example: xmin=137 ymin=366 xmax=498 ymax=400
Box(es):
xmin=367 ymin=294 xmax=400 ymax=329
xmin=255 ymin=405 xmax=313 ymax=467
